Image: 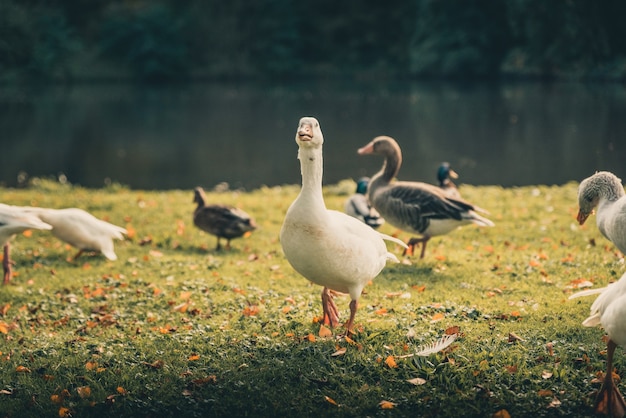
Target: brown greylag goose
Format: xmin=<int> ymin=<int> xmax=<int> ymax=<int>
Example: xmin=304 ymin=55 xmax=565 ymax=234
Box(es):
xmin=357 ymin=136 xmax=494 ymax=259
xmin=193 ymin=187 xmax=256 ymax=250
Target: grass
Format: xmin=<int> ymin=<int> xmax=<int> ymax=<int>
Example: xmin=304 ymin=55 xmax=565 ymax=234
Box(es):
xmin=0 ymin=178 xmax=624 ymax=417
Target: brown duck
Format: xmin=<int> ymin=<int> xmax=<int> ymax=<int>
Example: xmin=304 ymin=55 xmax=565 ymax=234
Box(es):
xmin=193 ymin=187 xmax=256 ymax=250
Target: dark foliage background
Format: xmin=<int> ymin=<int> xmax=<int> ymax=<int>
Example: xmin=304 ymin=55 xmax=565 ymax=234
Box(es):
xmin=1 ymin=0 xmax=626 ymax=81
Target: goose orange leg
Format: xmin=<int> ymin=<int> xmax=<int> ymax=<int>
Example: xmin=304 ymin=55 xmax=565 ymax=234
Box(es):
xmin=321 ymin=287 xmax=340 ymax=328
xmin=343 ymin=299 xmax=358 ymax=336
xmin=595 ymin=339 xmax=626 ymax=417
xmin=403 ymin=236 xmax=430 ymax=259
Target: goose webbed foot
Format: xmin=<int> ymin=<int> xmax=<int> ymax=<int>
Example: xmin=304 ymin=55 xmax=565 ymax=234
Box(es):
xmin=321 ymin=287 xmax=340 ymax=328
xmin=403 ymin=236 xmax=430 ymax=259
xmin=595 ymin=375 xmax=626 ymax=417
xmin=595 ymin=340 xmax=626 ymax=417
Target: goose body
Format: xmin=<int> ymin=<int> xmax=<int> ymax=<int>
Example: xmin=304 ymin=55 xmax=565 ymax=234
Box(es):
xmin=280 ymin=118 xmax=405 ymax=334
xmin=570 ymin=273 xmax=626 ymax=416
xmin=22 ymin=207 xmax=127 ymax=261
xmin=357 ymin=136 xmax=494 ymax=258
xmin=0 ymin=204 xmax=53 ymax=284
xmin=344 ymin=177 xmax=384 ymax=229
xmin=577 ymin=171 xmax=626 ymax=255
xmin=437 ymin=162 xmax=461 ymax=199
xmin=193 ymin=187 xmax=256 ymax=250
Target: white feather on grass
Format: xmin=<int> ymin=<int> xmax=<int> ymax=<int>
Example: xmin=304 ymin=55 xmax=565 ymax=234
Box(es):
xmin=397 ymin=334 xmax=458 ymax=358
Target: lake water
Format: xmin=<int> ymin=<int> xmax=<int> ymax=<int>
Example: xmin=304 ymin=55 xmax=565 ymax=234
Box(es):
xmin=0 ymin=80 xmax=623 ymax=191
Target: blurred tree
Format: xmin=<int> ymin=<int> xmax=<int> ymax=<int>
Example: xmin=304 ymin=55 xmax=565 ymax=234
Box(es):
xmin=99 ymin=2 xmax=190 ymax=80
xmin=409 ymin=0 xmax=510 ymax=77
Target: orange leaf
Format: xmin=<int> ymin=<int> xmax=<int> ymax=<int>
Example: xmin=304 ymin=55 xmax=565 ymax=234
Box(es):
xmin=50 ymin=394 xmax=63 ymax=404
xmin=431 ymin=312 xmax=445 ymax=322
xmin=0 ymin=304 xmax=10 ymax=316
xmin=180 ymin=291 xmax=192 ymax=301
xmin=374 ymin=307 xmax=388 ymax=315
xmin=324 ymin=395 xmax=339 ymax=406
xmin=117 ymin=386 xmax=128 ymax=395
xmin=492 ymin=410 xmax=511 ymax=418
xmin=85 ymin=361 xmax=98 ymax=371
xmin=318 ymin=325 xmax=332 ymax=338
xmin=15 ymin=366 xmax=31 ymax=373
xmin=242 ymin=305 xmax=259 ymax=316
xmin=22 ymin=230 xmax=33 ymax=238
xmin=188 ymin=354 xmax=200 ymax=361
xmin=379 ymin=400 xmax=397 ymax=409
xmin=0 ymin=322 xmax=9 ymax=334
xmin=76 ymin=386 xmax=91 ymax=399
xmin=58 ymin=407 xmax=72 ymax=418
xmin=307 ymin=333 xmax=316 ymax=342
xmin=384 ymin=355 xmax=398 ymax=368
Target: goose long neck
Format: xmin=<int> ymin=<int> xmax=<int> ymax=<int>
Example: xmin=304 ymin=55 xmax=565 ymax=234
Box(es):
xmin=298 ymin=146 xmax=325 ymax=207
xmin=371 ymin=148 xmax=401 ymax=188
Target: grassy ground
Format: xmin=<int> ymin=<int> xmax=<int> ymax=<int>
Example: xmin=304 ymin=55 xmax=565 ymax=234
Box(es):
xmin=0 ymin=178 xmax=623 ymax=417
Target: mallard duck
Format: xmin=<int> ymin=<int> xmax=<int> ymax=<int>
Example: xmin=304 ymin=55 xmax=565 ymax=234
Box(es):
xmin=344 ymin=177 xmax=385 ymax=229
xmin=577 ymin=171 xmax=626 ymax=255
xmin=437 ymin=162 xmax=461 ymax=199
xmin=280 ymin=117 xmax=406 ymax=335
xmin=22 ymin=207 xmax=127 ymax=261
xmin=570 ymin=272 xmax=626 ymax=417
xmin=0 ymin=204 xmax=53 ymax=284
xmin=193 ymin=187 xmax=256 ymax=250
xmin=357 ymin=136 xmax=494 ymax=259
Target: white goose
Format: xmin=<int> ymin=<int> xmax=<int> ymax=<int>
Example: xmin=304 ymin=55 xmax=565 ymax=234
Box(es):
xmin=357 ymin=136 xmax=494 ymax=259
xmin=0 ymin=204 xmax=53 ymax=284
xmin=280 ymin=117 xmax=406 ymax=335
xmin=577 ymin=171 xmax=626 ymax=255
xmin=22 ymin=207 xmax=127 ymax=261
xmin=570 ymin=272 xmax=626 ymax=417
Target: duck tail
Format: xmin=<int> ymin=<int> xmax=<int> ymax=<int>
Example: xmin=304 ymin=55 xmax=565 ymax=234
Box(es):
xmin=470 ymin=211 xmax=495 ymax=227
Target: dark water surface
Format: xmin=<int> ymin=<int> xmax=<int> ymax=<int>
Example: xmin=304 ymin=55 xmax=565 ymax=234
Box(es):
xmin=0 ymin=80 xmax=623 ymax=190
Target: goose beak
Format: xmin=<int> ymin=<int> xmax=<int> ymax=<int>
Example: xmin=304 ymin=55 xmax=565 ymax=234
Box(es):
xmin=576 ymin=209 xmax=591 ymax=225
xmin=297 ymin=122 xmax=314 ymax=141
xmin=357 ymin=143 xmax=374 ymax=155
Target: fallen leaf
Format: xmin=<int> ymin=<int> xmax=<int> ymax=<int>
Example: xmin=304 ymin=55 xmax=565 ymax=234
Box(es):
xmin=318 ymin=325 xmax=332 ymax=338
xmin=407 ymin=377 xmax=427 ymax=385
xmin=85 ymin=361 xmax=98 ymax=371
xmin=15 ymin=366 xmax=31 ymax=373
xmin=492 ymin=410 xmax=511 ymax=418
xmin=76 ymin=386 xmax=91 ymax=398
xmin=538 ymin=389 xmax=553 ymax=397
xmin=188 ymin=354 xmax=200 ymax=361
xmin=324 ymin=395 xmax=339 ymax=406
xmin=331 ymin=348 xmax=347 ymax=357
xmin=379 ymin=400 xmax=397 ymax=409
xmin=117 ymin=386 xmax=127 ymax=395
xmin=542 ymin=370 xmax=553 ymax=379
xmin=58 ymin=407 xmax=72 ymax=418
xmin=384 ymin=355 xmax=397 ymax=368
xmin=431 ymin=312 xmax=445 ymax=322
